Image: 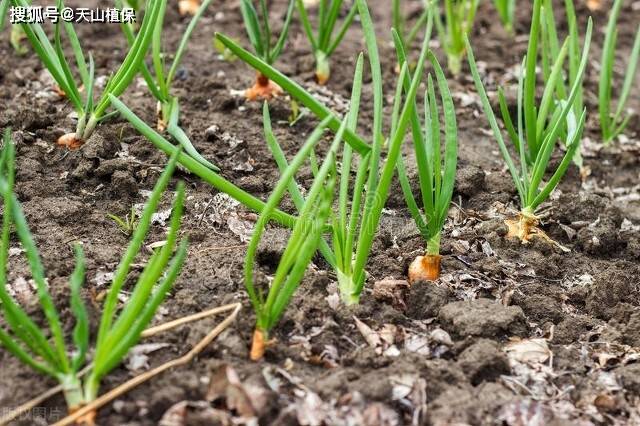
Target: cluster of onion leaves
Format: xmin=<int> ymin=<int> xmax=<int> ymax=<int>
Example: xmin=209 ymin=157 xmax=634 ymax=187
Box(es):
xmin=465 ymin=0 xmax=593 ymax=243
xmin=0 ymin=131 xmax=187 ymax=421
xmin=246 ymin=113 xmax=342 ymax=360
xmin=240 ymin=0 xmax=295 ymax=100
xmin=10 ymin=0 xmax=165 ymax=149
xmin=535 ymin=0 xmax=586 ymax=166
xmin=296 ymin=0 xmax=358 ymax=84
xmin=117 ymin=0 xmax=219 ymax=171
xmin=219 ymin=0 xmax=431 ymax=304
xmin=392 ymin=17 xmax=459 ymax=283
xmin=492 ymin=0 xmax=515 ymax=34
xmin=434 ymin=0 xmax=479 ymax=75
xmin=598 ymin=0 xmax=640 ymax=144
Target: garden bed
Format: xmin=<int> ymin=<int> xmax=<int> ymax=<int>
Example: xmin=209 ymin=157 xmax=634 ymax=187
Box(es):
xmin=0 ymin=0 xmax=639 ymax=424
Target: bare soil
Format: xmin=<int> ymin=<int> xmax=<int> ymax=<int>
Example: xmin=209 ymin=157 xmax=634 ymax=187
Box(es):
xmin=0 ymin=0 xmax=639 ymax=425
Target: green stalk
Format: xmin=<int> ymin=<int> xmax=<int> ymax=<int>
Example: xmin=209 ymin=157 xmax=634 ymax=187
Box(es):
xmin=599 ymin=0 xmax=640 ymax=144
xmin=296 ymin=0 xmax=358 ymax=84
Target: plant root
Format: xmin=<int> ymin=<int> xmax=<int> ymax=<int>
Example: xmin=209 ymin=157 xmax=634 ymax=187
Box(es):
xmin=245 ymin=73 xmax=282 ymax=101
xmin=505 ymin=213 xmax=570 ymax=252
xmin=178 ymin=0 xmax=199 ymax=15
xmin=408 ymin=254 xmax=442 ymax=284
xmin=57 ymin=133 xmax=84 ymax=150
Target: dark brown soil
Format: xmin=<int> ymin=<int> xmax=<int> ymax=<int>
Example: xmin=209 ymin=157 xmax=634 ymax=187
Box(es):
xmin=1 ymin=0 xmax=640 ymax=425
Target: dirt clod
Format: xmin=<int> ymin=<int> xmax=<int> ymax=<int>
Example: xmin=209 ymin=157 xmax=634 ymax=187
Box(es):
xmin=438 ymin=298 xmax=528 ymax=338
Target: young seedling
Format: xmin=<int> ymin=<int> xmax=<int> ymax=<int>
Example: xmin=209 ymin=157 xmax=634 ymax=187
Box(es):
xmin=239 ymin=0 xmax=295 ymax=100
xmin=465 ymin=7 xmax=592 ymax=244
xmin=255 ymin=0 xmax=431 ymax=304
xmin=392 ymin=0 xmax=431 ymax=48
xmin=296 ymin=0 xmax=358 ymax=84
xmin=107 ymin=205 xmax=139 ymax=236
xmin=118 ymin=0 xmax=219 ymax=171
xmin=246 ymin=116 xmax=342 ymax=360
xmin=434 ymin=0 xmax=479 ymax=75
xmin=599 ymin=0 xmax=640 ymax=144
xmin=0 ymin=130 xmax=187 ymax=423
xmin=391 ymin=26 xmax=459 ymax=283
xmin=10 ymin=0 xmax=165 ymax=149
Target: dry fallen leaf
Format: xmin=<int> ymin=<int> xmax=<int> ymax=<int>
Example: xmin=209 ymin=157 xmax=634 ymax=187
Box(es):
xmin=159 ymin=401 xmax=231 ymax=426
xmin=125 ymin=343 xmax=170 ymax=372
xmin=354 ymin=316 xmax=382 ymax=349
xmin=206 ymin=364 xmax=269 ymax=419
xmin=504 ymin=338 xmax=552 ymax=365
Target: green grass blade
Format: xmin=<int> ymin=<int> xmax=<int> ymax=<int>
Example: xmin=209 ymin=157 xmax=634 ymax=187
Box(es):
xmin=69 ymin=244 xmax=89 ymax=372
xmin=0 ymin=136 xmax=59 ymax=366
xmin=241 ymin=0 xmax=265 ymax=58
xmin=612 ymin=25 xmax=640 ymax=125
xmin=270 ymin=0 xmax=295 ymax=61
xmin=95 ymin=0 xmax=166 ymax=117
xmin=530 ymin=108 xmax=586 ymax=209
xmin=167 ymin=99 xmax=220 ymax=171
xmin=524 ymin=0 xmax=542 ymax=156
xmin=296 ymin=0 xmax=319 ymax=51
xmin=95 ymin=238 xmax=188 ymax=379
xmin=0 ymin=328 xmax=56 ymax=376
xmin=244 ymin=116 xmax=333 ymax=317
xmin=466 ymin=37 xmax=525 ymax=204
xmin=326 ymin=1 xmax=358 ymax=55
xmin=429 ymin=51 xmax=458 ymax=224
xmin=96 ymin=146 xmax=181 ymax=348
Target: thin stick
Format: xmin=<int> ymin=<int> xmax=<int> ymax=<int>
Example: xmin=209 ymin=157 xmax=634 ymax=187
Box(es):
xmin=0 ymin=303 xmax=241 ymax=426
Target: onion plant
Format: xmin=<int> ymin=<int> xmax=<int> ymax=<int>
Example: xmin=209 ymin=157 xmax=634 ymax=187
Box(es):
xmin=434 ymin=0 xmax=479 ymax=75
xmin=391 ymin=24 xmax=459 ymax=283
xmin=239 ymin=0 xmax=295 ymax=100
xmin=492 ymin=0 xmax=515 ymax=34
xmin=296 ymin=0 xmax=358 ymax=85
xmin=537 ymin=0 xmax=585 ymax=162
xmin=247 ymin=114 xmax=342 ymax=360
xmin=392 ymin=0 xmax=431 ymax=48
xmin=0 ymin=130 xmax=187 ymax=423
xmin=599 ymin=0 xmax=640 ymax=144
xmin=239 ymin=0 xmax=431 ymax=304
xmin=465 ymin=6 xmax=593 ymax=243
xmin=118 ymin=0 xmax=219 ymax=171
xmin=10 ymin=0 xmax=164 ymax=149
